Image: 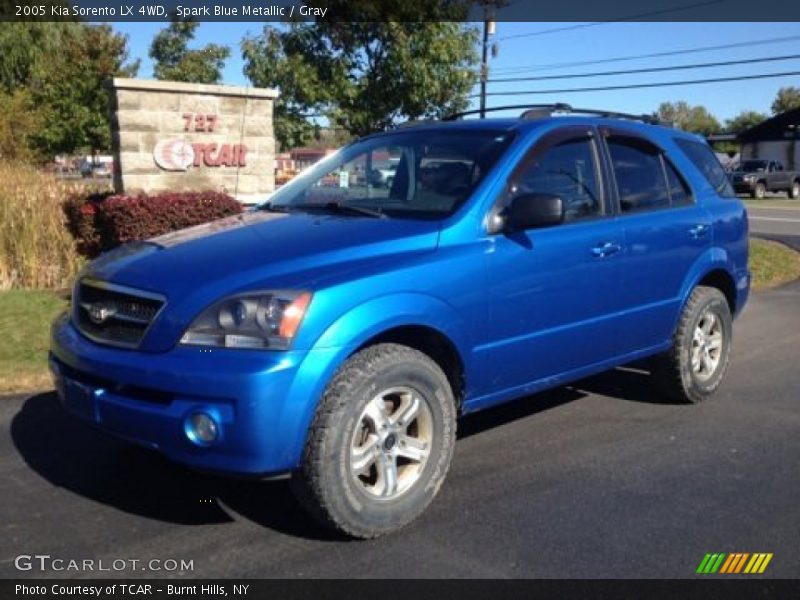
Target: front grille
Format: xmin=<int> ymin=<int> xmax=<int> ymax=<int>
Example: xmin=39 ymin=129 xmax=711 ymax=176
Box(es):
xmin=74 ymin=279 xmax=165 ymax=348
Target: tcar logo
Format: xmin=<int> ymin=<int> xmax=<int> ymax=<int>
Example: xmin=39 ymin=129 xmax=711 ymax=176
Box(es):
xmin=153 ymin=138 xmax=195 ymax=171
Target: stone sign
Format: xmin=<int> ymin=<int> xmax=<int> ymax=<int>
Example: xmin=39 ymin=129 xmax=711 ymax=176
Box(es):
xmin=110 ymin=78 xmax=279 ymax=204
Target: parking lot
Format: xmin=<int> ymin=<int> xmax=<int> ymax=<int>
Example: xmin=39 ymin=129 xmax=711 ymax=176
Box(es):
xmin=1 ymin=276 xmax=798 ymax=579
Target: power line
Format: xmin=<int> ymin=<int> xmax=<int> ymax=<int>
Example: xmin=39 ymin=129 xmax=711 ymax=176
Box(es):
xmin=487 ymin=54 xmax=800 ymax=84
xmin=489 ymin=34 xmax=800 ymax=75
xmin=470 ymin=70 xmax=800 ymax=98
xmin=495 ymin=0 xmax=724 ymax=42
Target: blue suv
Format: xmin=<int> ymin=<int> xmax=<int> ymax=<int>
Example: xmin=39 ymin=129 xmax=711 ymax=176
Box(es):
xmin=50 ymin=105 xmax=750 ymax=538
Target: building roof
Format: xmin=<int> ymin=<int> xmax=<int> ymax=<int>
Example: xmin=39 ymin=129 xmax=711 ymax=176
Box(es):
xmin=738 ymin=108 xmax=800 ymax=142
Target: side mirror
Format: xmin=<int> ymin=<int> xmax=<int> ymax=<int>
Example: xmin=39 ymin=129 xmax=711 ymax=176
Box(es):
xmin=504 ymin=193 xmax=564 ymax=231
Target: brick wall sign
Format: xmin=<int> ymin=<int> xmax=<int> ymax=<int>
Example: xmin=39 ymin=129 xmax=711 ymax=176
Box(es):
xmin=110 ymin=78 xmax=279 ymax=203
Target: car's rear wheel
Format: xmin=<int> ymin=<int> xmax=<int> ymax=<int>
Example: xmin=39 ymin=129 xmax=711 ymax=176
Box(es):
xmin=790 ymin=180 xmax=800 ymax=199
xmin=291 ymin=343 xmax=456 ymax=538
xmin=652 ymin=286 xmax=733 ymax=404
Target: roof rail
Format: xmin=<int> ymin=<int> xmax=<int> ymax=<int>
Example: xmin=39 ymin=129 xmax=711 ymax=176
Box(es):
xmin=395 ymin=119 xmax=439 ymax=129
xmin=443 ymin=103 xmax=662 ymax=125
xmin=443 ymin=104 xmax=571 ymax=121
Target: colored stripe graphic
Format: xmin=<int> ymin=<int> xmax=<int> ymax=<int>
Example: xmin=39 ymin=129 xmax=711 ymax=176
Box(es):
xmin=699 ymin=553 xmax=773 ymax=574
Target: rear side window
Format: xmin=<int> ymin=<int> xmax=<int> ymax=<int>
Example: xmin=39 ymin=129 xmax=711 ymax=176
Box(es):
xmin=675 ymin=138 xmax=735 ymax=197
xmin=607 ymin=138 xmax=671 ymax=212
xmin=665 ymin=161 xmax=692 ymax=206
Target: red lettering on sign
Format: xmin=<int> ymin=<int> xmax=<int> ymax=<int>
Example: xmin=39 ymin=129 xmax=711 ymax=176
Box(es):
xmin=203 ymin=143 xmax=218 ymax=167
xmin=217 ymin=144 xmax=232 ymax=167
xmin=236 ymin=144 xmax=247 ymax=167
xmin=191 ymin=143 xmax=205 ymax=167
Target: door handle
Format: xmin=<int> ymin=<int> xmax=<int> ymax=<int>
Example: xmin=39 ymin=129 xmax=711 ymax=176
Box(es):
xmin=689 ymin=224 xmax=710 ymax=238
xmin=591 ymin=242 xmax=622 ymax=258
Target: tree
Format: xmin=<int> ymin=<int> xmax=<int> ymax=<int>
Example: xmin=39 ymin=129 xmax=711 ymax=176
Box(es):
xmin=655 ymin=101 xmax=720 ymax=136
xmin=0 ymin=89 xmax=43 ymax=161
xmin=723 ymin=110 xmax=767 ymax=134
xmin=31 ymin=24 xmax=139 ymax=156
xmin=771 ymin=86 xmax=800 ymax=115
xmin=0 ymin=23 xmax=138 ymax=159
xmin=242 ymin=8 xmax=478 ymax=149
xmin=150 ymin=17 xmax=230 ymax=84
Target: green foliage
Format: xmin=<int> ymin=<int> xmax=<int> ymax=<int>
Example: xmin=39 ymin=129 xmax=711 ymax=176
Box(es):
xmin=771 ymin=86 xmax=800 ymax=115
xmin=242 ymin=6 xmax=478 ymax=149
xmin=0 ymin=90 xmax=44 ymax=162
xmin=655 ymin=101 xmax=720 ymax=136
xmin=0 ymin=22 xmax=138 ymax=159
xmin=723 ymin=110 xmax=768 ymax=134
xmin=150 ymin=17 xmax=230 ymax=84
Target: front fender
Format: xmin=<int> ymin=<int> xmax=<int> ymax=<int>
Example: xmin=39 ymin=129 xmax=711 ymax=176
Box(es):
xmin=277 ymin=293 xmax=472 ymax=470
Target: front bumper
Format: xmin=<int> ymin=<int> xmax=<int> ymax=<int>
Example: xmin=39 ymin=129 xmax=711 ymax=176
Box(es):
xmin=732 ymin=180 xmax=757 ymax=194
xmin=50 ymin=315 xmax=346 ymax=475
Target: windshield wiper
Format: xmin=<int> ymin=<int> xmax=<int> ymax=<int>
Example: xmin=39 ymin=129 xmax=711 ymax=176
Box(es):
xmin=256 ymin=202 xmax=291 ymax=213
xmin=292 ymin=202 xmax=387 ymax=219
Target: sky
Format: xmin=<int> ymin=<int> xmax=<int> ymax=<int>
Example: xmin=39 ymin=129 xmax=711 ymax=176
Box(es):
xmin=114 ymin=21 xmax=800 ymax=123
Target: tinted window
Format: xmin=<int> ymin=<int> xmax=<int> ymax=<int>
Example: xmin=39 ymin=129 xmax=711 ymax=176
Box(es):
xmin=665 ymin=160 xmax=692 ymax=205
xmin=512 ymin=136 xmax=601 ymax=222
xmin=676 ymin=138 xmax=735 ymax=197
xmin=608 ymin=138 xmax=670 ymax=212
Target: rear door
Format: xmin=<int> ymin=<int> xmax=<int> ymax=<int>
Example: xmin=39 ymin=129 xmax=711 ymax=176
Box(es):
xmin=601 ymin=128 xmax=712 ymax=354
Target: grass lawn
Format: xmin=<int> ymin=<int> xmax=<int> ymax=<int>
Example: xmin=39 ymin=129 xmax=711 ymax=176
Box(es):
xmin=1 ymin=238 xmax=799 ymax=395
xmin=749 ymin=237 xmax=800 ymax=291
xmin=0 ymin=289 xmax=67 ymax=394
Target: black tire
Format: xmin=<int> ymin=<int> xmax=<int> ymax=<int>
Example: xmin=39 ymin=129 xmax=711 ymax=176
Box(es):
xmin=291 ymin=343 xmax=456 ymax=539
xmin=752 ymin=182 xmax=766 ymax=199
xmin=651 ymin=286 xmax=733 ymax=404
xmin=790 ymin=180 xmax=800 ymax=199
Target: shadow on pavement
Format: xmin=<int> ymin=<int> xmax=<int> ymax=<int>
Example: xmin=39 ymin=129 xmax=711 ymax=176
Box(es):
xmin=568 ymin=364 xmax=671 ymax=405
xmin=10 ymin=392 xmax=340 ymax=541
xmin=11 ymin=367 xmax=667 ymax=539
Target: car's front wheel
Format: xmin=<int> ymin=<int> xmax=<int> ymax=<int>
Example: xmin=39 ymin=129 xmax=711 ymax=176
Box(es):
xmin=652 ymin=286 xmax=733 ymax=404
xmin=291 ymin=343 xmax=456 ymax=538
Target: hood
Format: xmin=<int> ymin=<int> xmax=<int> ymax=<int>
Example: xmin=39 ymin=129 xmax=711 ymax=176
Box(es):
xmin=81 ymin=211 xmax=441 ymax=351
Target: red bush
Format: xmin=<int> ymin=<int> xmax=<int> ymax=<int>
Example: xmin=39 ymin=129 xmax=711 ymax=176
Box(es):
xmin=64 ymin=190 xmax=243 ymax=258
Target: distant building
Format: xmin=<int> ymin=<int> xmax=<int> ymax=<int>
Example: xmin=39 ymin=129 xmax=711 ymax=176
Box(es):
xmin=274 ymin=147 xmax=337 ymax=186
xmin=737 ymin=108 xmax=800 ymax=171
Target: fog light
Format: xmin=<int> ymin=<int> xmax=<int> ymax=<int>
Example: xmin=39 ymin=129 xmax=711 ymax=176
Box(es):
xmin=186 ymin=412 xmax=218 ymax=445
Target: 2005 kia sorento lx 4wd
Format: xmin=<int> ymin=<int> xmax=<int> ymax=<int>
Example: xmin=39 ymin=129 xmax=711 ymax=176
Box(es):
xmin=51 ymin=106 xmax=749 ymax=538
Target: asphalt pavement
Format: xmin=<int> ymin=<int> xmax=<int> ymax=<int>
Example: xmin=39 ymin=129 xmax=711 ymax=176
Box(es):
xmin=1 ymin=282 xmax=799 ymax=579
xmin=747 ymin=201 xmax=800 ymax=251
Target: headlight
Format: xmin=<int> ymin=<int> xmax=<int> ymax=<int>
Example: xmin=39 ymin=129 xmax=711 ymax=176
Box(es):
xmin=180 ymin=291 xmax=312 ymax=349
xmin=743 ymin=174 xmax=756 ymax=181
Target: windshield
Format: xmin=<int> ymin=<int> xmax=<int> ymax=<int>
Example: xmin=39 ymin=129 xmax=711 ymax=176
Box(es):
xmin=740 ymin=160 xmax=768 ymax=172
xmin=265 ymin=129 xmax=515 ymax=219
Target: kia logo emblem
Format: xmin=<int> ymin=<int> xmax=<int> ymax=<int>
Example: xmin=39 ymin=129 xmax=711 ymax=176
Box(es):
xmin=88 ymin=303 xmax=117 ymax=325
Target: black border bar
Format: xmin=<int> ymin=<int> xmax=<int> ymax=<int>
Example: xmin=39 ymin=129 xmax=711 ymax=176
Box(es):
xmin=4 ymin=0 xmax=800 ymax=22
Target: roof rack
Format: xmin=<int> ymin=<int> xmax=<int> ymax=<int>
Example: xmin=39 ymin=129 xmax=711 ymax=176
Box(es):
xmin=443 ymin=103 xmax=661 ymax=125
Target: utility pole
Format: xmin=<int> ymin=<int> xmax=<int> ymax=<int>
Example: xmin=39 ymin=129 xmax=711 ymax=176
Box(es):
xmin=479 ymin=12 xmax=495 ymax=119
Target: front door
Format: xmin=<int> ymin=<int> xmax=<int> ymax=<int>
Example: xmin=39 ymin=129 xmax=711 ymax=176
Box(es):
xmin=478 ymin=126 xmax=625 ymax=396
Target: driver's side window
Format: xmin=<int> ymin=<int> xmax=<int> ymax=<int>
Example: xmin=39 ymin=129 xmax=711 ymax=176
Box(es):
xmin=511 ymin=136 xmax=602 ymax=222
